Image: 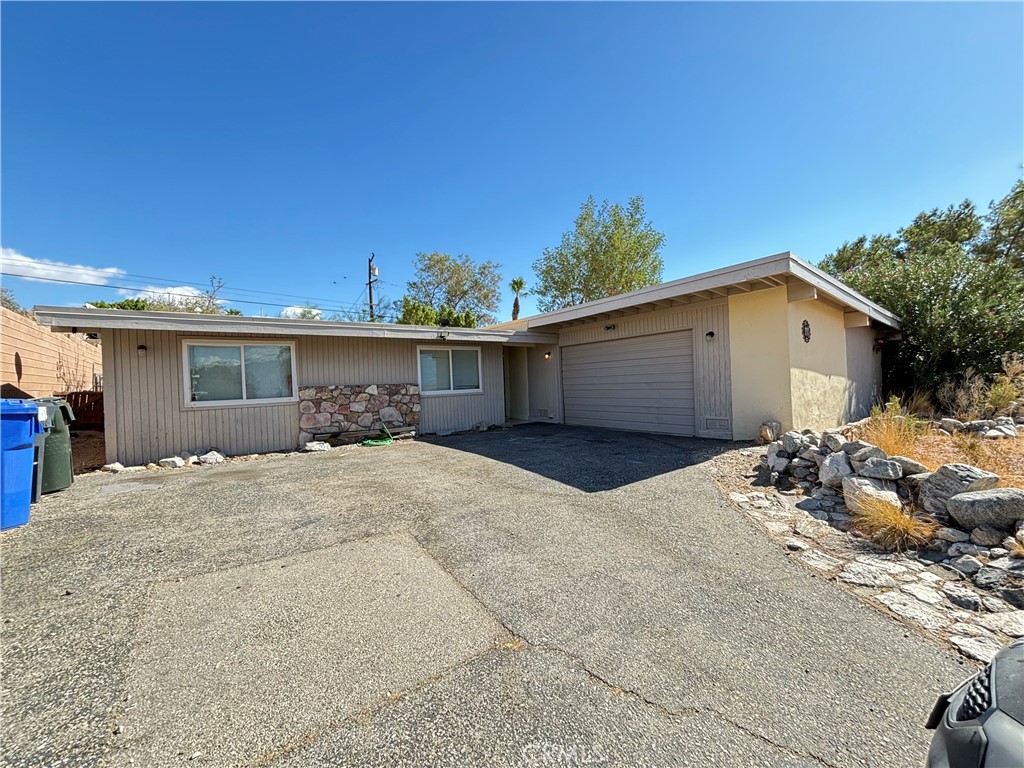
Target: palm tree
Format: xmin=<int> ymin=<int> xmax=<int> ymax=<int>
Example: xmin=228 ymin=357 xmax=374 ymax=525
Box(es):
xmin=509 ymin=277 xmax=527 ymax=321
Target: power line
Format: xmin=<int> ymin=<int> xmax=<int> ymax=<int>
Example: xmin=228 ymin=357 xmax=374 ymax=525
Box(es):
xmin=1 ymin=261 xmax=365 ymax=307
xmin=5 ymin=273 xmax=367 ymax=314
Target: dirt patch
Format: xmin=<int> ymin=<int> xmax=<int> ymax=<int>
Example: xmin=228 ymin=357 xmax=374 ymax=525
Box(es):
xmin=70 ymin=430 xmax=105 ymax=474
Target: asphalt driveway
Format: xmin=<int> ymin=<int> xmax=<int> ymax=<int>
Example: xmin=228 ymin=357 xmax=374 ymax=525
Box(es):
xmin=1 ymin=424 xmax=969 ymax=767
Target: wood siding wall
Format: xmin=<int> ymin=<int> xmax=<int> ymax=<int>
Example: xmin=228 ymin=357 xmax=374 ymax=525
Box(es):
xmin=1 ymin=307 xmax=103 ymax=398
xmin=556 ymin=299 xmax=733 ymax=438
xmin=103 ymin=329 xmax=506 ymax=465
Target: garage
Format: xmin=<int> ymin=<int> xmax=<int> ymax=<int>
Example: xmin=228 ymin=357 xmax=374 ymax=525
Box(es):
xmin=561 ymin=330 xmax=696 ymax=436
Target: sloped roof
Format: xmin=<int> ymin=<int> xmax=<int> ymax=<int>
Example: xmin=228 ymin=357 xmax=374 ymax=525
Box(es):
xmin=507 ymin=252 xmax=899 ymax=330
xmin=31 ymin=306 xmax=558 ymax=345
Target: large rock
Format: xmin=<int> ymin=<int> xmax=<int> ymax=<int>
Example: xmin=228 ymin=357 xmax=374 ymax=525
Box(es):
xmin=918 ymin=464 xmax=1001 ymax=517
xmin=822 ymin=432 xmax=847 ymax=452
xmin=974 ymin=611 xmax=1024 ymax=638
xmin=378 ymin=406 xmax=402 ymax=423
xmin=949 ymin=555 xmax=983 ymax=576
xmin=947 ymin=488 xmax=1024 ymax=530
xmin=838 ymin=562 xmax=898 ymax=588
xmin=851 ymin=445 xmax=888 ymax=464
xmin=198 ymin=450 xmax=225 ymax=465
xmin=819 ymin=451 xmax=854 ymax=488
xmin=943 ymin=583 xmax=983 ymax=611
xmin=780 ymin=431 xmax=805 ymax=454
xmin=158 ymin=456 xmax=185 ymax=469
xmin=933 ymin=526 xmax=970 ymax=543
xmin=949 ymin=635 xmax=1003 ymax=663
xmin=890 ymin=456 xmax=929 ymax=476
xmin=940 ymin=418 xmax=966 ymax=434
xmin=971 ymin=525 xmax=1008 ymax=547
xmin=841 ymin=476 xmax=901 ymax=513
xmin=873 ymin=591 xmax=950 ymax=630
xmin=857 ymin=457 xmax=903 ymax=480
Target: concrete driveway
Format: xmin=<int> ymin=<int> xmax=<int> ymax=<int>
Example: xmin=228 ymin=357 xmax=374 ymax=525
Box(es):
xmin=1 ymin=424 xmax=969 ymax=767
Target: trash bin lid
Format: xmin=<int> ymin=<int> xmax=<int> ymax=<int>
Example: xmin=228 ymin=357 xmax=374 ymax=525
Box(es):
xmin=1 ymin=399 xmax=44 ymax=433
xmin=1 ymin=398 xmax=41 ymax=416
xmin=30 ymin=396 xmax=75 ymax=423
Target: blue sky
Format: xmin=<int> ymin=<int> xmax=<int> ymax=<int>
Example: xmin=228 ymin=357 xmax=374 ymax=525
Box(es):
xmin=2 ymin=2 xmax=1021 ymax=321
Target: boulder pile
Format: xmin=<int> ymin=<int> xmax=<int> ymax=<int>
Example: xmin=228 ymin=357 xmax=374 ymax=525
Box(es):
xmin=762 ymin=427 xmax=1024 ymax=605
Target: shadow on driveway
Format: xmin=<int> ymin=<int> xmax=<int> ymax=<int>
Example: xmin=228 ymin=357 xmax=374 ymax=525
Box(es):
xmin=423 ymin=423 xmax=739 ymax=492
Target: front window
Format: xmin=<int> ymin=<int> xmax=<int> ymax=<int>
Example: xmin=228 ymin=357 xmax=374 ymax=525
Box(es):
xmin=184 ymin=341 xmax=296 ymax=405
xmin=418 ymin=347 xmax=482 ymax=395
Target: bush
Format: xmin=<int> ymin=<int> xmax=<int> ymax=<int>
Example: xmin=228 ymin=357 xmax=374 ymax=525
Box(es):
xmin=860 ymin=397 xmax=929 ymax=457
xmin=851 ymin=496 xmax=938 ymax=552
xmin=936 ymin=369 xmax=990 ymax=421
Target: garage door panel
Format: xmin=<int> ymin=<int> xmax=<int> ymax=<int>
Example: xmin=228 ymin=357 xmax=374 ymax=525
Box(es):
xmin=561 ymin=330 xmax=696 ymax=437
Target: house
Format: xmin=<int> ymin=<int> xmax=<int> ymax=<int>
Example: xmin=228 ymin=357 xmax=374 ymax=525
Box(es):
xmin=33 ymin=252 xmax=898 ymax=466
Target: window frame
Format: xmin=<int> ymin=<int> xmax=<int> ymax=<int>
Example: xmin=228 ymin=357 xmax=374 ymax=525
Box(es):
xmin=416 ymin=345 xmax=484 ymax=396
xmin=181 ymin=338 xmax=298 ymax=408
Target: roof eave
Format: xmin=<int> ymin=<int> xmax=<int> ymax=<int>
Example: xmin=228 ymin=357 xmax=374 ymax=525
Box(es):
xmin=31 ymin=306 xmax=531 ymax=343
xmin=522 ymin=252 xmax=899 ymax=330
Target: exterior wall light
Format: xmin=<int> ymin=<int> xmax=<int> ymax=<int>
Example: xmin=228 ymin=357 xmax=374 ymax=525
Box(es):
xmin=544 ymin=351 xmax=551 ymax=360
xmin=437 ymin=330 xmax=450 ymax=341
xmin=705 ymin=331 xmax=715 ymax=340
xmin=604 ymin=324 xmax=616 ymax=331
xmin=137 ymin=344 xmax=148 ymax=356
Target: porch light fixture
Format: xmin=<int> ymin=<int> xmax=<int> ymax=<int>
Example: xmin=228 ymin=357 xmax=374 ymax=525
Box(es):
xmin=705 ymin=331 xmax=715 ymax=340
xmin=137 ymin=344 xmax=148 ymax=356
xmin=544 ymin=351 xmax=551 ymax=360
xmin=604 ymin=324 xmax=616 ymax=331
xmin=437 ymin=329 xmax=450 ymax=341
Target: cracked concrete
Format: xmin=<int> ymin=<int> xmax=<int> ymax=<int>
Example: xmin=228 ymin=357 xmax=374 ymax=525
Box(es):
xmin=1 ymin=425 xmax=968 ymax=767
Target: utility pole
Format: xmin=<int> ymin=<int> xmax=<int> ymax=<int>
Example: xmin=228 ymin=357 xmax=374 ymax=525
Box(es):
xmin=367 ymin=253 xmax=379 ymax=321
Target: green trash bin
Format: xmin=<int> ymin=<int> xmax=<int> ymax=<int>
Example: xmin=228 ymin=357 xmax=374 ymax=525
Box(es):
xmin=32 ymin=397 xmax=75 ymax=493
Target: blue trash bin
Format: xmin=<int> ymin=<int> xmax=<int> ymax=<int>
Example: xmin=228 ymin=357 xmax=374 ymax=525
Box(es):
xmin=2 ymin=399 xmax=43 ymax=531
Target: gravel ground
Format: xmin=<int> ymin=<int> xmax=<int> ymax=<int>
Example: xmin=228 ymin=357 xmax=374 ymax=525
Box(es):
xmin=1 ymin=424 xmax=971 ymax=767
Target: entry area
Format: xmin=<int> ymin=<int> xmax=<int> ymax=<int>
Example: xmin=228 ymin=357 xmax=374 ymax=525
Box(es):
xmin=561 ymin=330 xmax=696 ymax=436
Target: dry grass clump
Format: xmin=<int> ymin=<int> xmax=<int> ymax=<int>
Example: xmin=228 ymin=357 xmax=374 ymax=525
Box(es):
xmin=935 ymin=354 xmax=1024 ymax=421
xmin=850 ymin=496 xmax=938 ymax=553
xmin=1009 ymin=540 xmax=1024 ymax=559
xmin=859 ymin=397 xmax=930 ymax=458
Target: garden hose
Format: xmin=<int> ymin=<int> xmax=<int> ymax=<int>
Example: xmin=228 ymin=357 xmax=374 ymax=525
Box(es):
xmin=361 ymin=422 xmax=395 ymax=447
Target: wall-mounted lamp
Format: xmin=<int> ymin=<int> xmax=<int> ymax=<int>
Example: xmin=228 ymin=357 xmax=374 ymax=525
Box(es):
xmin=137 ymin=344 xmax=148 ymax=356
xmin=604 ymin=324 xmax=617 ymax=331
xmin=544 ymin=351 xmax=551 ymax=360
xmin=437 ymin=330 xmax=450 ymax=341
xmin=705 ymin=331 xmax=715 ymax=341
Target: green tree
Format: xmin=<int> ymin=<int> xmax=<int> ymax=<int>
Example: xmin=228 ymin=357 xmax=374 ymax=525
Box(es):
xmin=89 ymin=298 xmax=153 ymax=311
xmin=1 ymin=287 xmax=26 ymax=314
xmin=532 ymin=195 xmax=665 ymax=312
xmin=977 ymin=177 xmax=1024 ymax=270
xmin=405 ymin=252 xmax=501 ymax=326
xmin=509 ymin=277 xmax=527 ymax=321
xmin=395 ymin=297 xmax=477 ymax=328
xmin=89 ymin=277 xmax=232 ymax=314
xmin=820 ymin=180 xmax=1024 ymax=395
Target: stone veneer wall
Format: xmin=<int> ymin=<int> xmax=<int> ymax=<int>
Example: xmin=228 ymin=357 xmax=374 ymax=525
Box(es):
xmin=298 ymin=384 xmax=420 ymax=438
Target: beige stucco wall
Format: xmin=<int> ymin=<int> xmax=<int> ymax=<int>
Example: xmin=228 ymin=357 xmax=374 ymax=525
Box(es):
xmin=844 ymin=325 xmax=883 ymax=420
xmin=527 ymin=345 xmax=560 ymax=421
xmin=788 ymin=298 xmax=850 ymax=430
xmin=728 ymin=287 xmax=792 ymax=439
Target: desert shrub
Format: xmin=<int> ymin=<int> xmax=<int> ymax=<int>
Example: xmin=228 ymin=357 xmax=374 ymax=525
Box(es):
xmin=860 ymin=397 xmax=929 ymax=457
xmin=987 ymin=378 xmax=1018 ymax=416
xmin=936 ymin=369 xmax=990 ymax=420
xmin=901 ymin=389 xmax=937 ymax=419
xmin=851 ymin=496 xmax=938 ymax=552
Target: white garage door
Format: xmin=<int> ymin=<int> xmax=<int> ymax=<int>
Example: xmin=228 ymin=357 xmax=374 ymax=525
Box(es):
xmin=561 ymin=330 xmax=696 ymax=436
